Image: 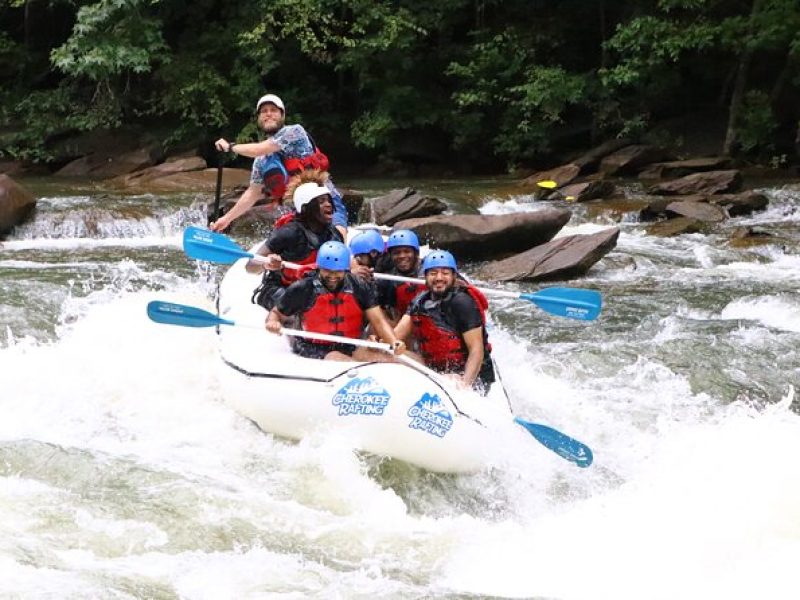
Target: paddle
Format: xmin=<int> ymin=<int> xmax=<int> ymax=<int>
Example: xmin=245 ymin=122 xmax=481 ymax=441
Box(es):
xmin=181 ymin=226 xmax=602 ymax=321
xmin=392 ymin=353 xmax=593 ymax=468
xmin=146 ymin=300 xmax=390 ymax=350
xmin=209 ymin=153 xmax=224 ymax=225
xmin=146 ymin=300 xmax=593 ymax=467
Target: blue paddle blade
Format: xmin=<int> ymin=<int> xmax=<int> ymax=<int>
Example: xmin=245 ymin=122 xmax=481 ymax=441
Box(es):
xmin=513 ymin=417 xmax=593 ymax=467
xmin=146 ymin=301 xmax=234 ymax=328
xmin=520 ymin=287 xmax=602 ymax=321
xmin=183 ymin=226 xmax=253 ymax=264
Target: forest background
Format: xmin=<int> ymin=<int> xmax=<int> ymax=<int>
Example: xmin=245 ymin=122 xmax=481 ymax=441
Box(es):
xmin=1 ymin=0 xmax=799 ymax=175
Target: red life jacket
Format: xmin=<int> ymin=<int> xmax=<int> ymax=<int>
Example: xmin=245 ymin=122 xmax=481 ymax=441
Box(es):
xmin=394 ymin=280 xmax=426 ymax=315
xmin=273 ymin=213 xmax=319 ymax=286
xmin=410 ymin=286 xmax=491 ymax=372
xmin=282 ymin=145 xmax=330 ymax=175
xmin=302 ymin=278 xmax=364 ymax=344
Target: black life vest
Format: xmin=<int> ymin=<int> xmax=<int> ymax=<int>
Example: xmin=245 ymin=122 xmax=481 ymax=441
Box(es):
xmin=410 ymin=286 xmax=491 ymax=372
xmin=272 ymin=213 xmax=341 ymax=286
xmin=302 ymin=277 xmax=364 ymax=344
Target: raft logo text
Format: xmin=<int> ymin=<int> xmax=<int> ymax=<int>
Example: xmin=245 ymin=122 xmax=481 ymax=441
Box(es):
xmin=331 ymin=376 xmax=391 ymax=416
xmin=408 ymin=392 xmax=453 ymax=438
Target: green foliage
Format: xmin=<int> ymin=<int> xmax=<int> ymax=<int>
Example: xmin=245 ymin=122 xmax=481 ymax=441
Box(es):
xmin=448 ymin=31 xmax=588 ymax=163
xmin=0 ymin=84 xmax=122 ymax=162
xmin=51 ymin=0 xmax=167 ymax=81
xmin=736 ymin=90 xmax=777 ymax=154
xmin=0 ymin=0 xmax=799 ymax=165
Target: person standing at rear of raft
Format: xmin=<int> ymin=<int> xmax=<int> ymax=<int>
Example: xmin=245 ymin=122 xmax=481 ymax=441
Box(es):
xmin=210 ymin=93 xmax=348 ymax=238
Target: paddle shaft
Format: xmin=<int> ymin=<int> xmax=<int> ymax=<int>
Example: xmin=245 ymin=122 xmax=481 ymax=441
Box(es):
xmin=284 ymin=260 xmax=523 ymax=300
xmin=211 ymin=154 xmax=224 ymax=224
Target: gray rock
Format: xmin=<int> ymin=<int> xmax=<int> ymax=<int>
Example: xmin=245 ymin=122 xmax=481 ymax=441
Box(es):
xmin=395 ymin=209 xmax=571 ymax=260
xmin=558 ymin=180 xmax=616 ymax=202
xmin=645 ymin=217 xmax=709 ymax=237
xmin=708 ymin=191 xmax=768 ymax=216
xmin=369 ymin=188 xmax=447 ymax=226
xmin=599 ymin=145 xmax=670 ymax=175
xmin=0 ymin=174 xmax=36 ymax=235
xmin=477 ymin=227 xmax=620 ymax=282
xmin=648 ymin=169 xmax=742 ymax=196
xmin=665 ymin=200 xmax=728 ymax=223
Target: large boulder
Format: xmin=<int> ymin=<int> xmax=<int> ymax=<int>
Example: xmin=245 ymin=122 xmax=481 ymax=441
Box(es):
xmin=55 ymin=146 xmax=163 ymax=179
xmin=557 ymin=180 xmax=616 ymax=202
xmin=648 ymin=169 xmax=742 ymax=195
xmin=126 ymin=167 xmax=251 ymax=192
xmin=708 ymin=191 xmax=768 ymax=216
xmin=0 ymin=174 xmax=36 ymax=234
xmin=477 ymin=227 xmax=619 ymax=282
xmin=522 ymin=163 xmax=580 ymax=188
xmin=638 ymin=157 xmax=732 ymax=180
xmin=369 ymin=188 xmax=447 ymax=226
xmin=665 ymin=200 xmax=728 ymax=223
xmin=571 ymin=138 xmax=632 ymax=173
xmin=395 ymin=209 xmax=571 ymax=260
xmin=645 ymin=217 xmax=711 ymax=237
xmin=112 ymin=155 xmax=207 ymax=187
xmin=599 ymin=145 xmax=670 ymax=175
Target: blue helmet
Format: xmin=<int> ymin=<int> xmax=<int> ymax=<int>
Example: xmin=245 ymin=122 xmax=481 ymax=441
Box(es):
xmin=348 ymin=229 xmax=385 ymax=256
xmin=316 ymin=241 xmax=351 ymax=271
xmin=386 ymin=229 xmax=420 ymax=251
xmin=422 ymin=250 xmax=457 ymax=273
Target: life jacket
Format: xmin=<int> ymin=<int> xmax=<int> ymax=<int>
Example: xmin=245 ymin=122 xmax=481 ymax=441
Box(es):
xmin=389 ymin=264 xmax=426 ymax=315
xmin=272 ymin=213 xmax=319 ymax=286
xmin=302 ymin=277 xmax=364 ymax=344
xmin=281 ymin=134 xmax=330 ymax=175
xmin=410 ymin=286 xmax=491 ymax=372
xmin=261 ymin=154 xmax=289 ymax=203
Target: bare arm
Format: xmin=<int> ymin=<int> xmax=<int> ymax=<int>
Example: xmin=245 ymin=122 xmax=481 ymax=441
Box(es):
xmin=209 ymin=183 xmax=263 ymax=232
xmin=244 ymin=242 xmax=282 ymax=274
xmin=366 ymin=306 xmax=405 ymax=354
xmin=265 ymin=306 xmax=288 ymax=334
xmin=393 ymin=314 xmax=413 ymax=342
xmin=215 ymin=138 xmax=281 ymax=158
xmin=460 ymin=327 xmax=485 ymax=387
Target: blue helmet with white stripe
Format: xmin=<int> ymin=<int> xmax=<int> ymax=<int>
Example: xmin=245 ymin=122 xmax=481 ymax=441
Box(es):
xmin=316 ymin=241 xmax=351 ymax=271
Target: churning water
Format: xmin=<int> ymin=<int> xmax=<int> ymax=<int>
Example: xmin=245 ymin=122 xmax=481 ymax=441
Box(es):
xmin=1 ymin=180 xmax=799 ymax=599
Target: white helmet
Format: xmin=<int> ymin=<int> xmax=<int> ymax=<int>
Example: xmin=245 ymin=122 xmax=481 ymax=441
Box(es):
xmin=293 ymin=182 xmax=329 ymax=213
xmin=255 ymin=93 xmax=285 ymax=114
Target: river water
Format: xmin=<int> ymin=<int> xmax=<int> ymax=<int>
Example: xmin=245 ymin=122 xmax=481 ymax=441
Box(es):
xmin=1 ymin=177 xmax=799 ymax=599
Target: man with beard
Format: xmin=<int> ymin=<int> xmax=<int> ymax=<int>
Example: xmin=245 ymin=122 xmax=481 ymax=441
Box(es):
xmin=376 ymin=229 xmax=426 ymax=323
xmin=249 ymin=174 xmax=343 ymax=310
xmin=393 ymin=250 xmax=495 ymax=394
xmin=265 ymin=241 xmax=406 ymax=362
xmin=210 ymin=93 xmax=347 ymax=237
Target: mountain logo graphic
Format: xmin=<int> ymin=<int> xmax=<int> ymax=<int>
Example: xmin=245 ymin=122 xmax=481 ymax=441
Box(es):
xmin=407 ymin=392 xmax=453 ymax=438
xmin=331 ymin=376 xmax=391 ymax=416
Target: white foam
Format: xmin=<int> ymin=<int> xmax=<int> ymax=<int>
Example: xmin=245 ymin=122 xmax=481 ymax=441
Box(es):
xmin=719 ymin=295 xmax=800 ymax=332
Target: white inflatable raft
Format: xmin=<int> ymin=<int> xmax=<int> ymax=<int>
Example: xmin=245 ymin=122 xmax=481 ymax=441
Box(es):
xmin=216 ymin=255 xmax=518 ymax=473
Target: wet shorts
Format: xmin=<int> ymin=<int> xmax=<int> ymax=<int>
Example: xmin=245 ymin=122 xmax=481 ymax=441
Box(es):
xmin=292 ymin=338 xmax=356 ymax=360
